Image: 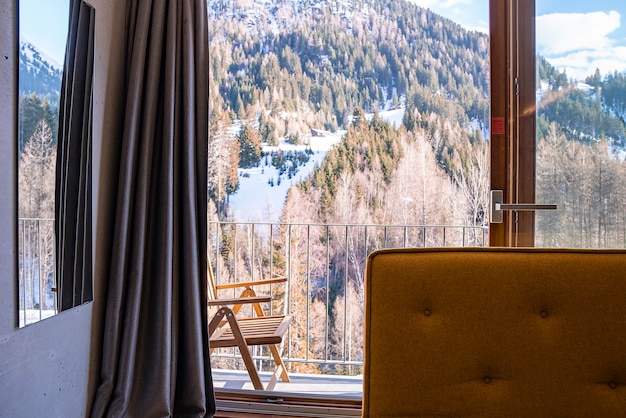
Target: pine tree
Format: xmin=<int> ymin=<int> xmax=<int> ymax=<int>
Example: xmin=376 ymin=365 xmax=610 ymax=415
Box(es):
xmin=237 ymin=124 xmax=262 ymax=168
xmin=18 ymin=93 xmax=57 ymax=152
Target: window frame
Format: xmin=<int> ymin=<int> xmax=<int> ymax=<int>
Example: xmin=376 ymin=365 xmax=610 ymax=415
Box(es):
xmin=489 ymin=0 xmax=536 ymax=247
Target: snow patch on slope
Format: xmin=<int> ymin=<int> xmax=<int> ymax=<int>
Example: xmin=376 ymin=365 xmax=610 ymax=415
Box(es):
xmin=227 ymin=108 xmax=407 ymax=223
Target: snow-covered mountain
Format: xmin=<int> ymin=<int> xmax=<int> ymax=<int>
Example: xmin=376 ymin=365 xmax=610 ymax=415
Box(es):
xmin=208 ymin=0 xmax=362 ymax=37
xmin=19 ymin=40 xmax=63 ymax=104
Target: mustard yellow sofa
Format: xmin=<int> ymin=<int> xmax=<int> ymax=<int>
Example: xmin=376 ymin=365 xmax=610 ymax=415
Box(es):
xmin=363 ymin=248 xmax=626 ymax=418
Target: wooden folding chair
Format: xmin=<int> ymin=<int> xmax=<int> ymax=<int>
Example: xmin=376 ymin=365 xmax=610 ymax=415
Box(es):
xmin=207 ymin=257 xmax=292 ymax=390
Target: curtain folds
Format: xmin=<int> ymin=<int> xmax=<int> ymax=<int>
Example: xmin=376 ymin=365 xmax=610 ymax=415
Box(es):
xmin=55 ymin=0 xmax=94 ymax=312
xmin=91 ymin=0 xmax=215 ymax=416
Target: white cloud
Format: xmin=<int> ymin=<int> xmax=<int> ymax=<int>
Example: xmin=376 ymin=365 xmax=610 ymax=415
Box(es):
xmin=548 ymin=46 xmax=626 ymax=80
xmin=537 ymin=11 xmax=620 ymax=55
xmin=537 ymin=11 xmax=625 ymax=79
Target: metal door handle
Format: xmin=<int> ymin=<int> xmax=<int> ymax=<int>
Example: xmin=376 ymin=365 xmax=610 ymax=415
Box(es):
xmin=490 ymin=190 xmax=557 ymax=223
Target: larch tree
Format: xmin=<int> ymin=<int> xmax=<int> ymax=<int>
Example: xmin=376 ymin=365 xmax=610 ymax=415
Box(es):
xmin=19 ymin=119 xmax=56 ymax=219
xmin=277 ymin=186 xmax=328 ymax=372
xmin=18 ymin=119 xmax=56 ymax=311
xmin=208 ymin=110 xmax=239 ymax=215
xmin=453 ymin=138 xmax=489 ymax=243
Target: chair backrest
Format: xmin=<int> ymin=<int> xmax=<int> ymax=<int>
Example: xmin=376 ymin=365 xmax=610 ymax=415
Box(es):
xmin=363 ymin=247 xmax=626 ymax=418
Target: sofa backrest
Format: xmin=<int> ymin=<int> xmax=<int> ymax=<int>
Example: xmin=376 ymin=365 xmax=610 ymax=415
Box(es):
xmin=363 ymin=248 xmax=626 ymax=418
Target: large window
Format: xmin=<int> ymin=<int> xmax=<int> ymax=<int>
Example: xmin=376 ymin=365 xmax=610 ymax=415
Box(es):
xmin=17 ymin=0 xmax=70 ymax=326
xmin=208 ymin=0 xmax=626 ymax=414
xmin=209 ymin=0 xmax=490 ymax=398
xmin=491 ymin=0 xmax=626 ymax=247
xmin=535 ymin=1 xmax=626 ymax=248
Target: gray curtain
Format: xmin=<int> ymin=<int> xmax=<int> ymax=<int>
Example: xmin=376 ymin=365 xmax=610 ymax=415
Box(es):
xmin=90 ymin=0 xmax=215 ymax=416
xmin=55 ymin=0 xmax=94 ymax=311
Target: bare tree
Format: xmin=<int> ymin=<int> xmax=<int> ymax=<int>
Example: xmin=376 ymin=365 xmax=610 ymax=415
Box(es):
xmin=208 ymin=110 xmax=239 ymax=216
xmin=19 ymin=119 xmax=56 ymax=218
xmin=536 ymin=123 xmax=626 ymax=248
xmin=277 ymin=186 xmax=329 ymax=372
xmin=385 ymin=131 xmax=466 ymax=245
xmin=18 ymin=119 xmax=56 ymax=311
xmin=453 ymin=139 xmax=489 ymax=243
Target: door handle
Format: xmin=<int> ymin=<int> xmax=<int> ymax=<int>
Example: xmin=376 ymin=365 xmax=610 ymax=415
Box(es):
xmin=490 ymin=190 xmax=557 ymax=223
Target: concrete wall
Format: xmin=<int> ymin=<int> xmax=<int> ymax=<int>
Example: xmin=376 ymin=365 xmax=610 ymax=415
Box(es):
xmin=0 ymin=0 xmax=125 ymax=416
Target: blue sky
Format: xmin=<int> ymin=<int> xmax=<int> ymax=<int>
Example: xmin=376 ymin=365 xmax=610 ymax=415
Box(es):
xmin=19 ymin=0 xmax=70 ymax=65
xmin=411 ymin=0 xmax=626 ymax=80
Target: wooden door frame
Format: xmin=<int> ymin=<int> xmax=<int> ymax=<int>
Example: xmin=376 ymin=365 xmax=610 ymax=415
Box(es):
xmin=489 ymin=0 xmax=536 ymax=247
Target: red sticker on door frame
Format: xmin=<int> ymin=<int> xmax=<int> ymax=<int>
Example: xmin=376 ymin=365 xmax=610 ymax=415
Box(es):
xmin=492 ymin=117 xmax=505 ymax=135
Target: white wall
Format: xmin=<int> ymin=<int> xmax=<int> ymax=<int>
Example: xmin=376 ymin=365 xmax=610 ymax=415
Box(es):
xmin=0 ymin=0 xmax=125 ymax=415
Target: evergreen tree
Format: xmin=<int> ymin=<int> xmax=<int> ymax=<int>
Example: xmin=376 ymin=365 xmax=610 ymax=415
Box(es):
xmin=18 ymin=93 xmax=57 ymax=152
xmin=259 ymin=113 xmax=278 ymax=146
xmin=237 ymin=124 xmax=262 ymax=168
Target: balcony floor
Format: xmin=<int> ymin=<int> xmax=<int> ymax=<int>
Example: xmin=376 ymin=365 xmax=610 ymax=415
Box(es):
xmin=212 ymin=368 xmax=363 ymax=397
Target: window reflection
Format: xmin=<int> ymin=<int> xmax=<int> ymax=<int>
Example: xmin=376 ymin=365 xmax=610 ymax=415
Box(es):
xmin=18 ymin=0 xmax=69 ymax=326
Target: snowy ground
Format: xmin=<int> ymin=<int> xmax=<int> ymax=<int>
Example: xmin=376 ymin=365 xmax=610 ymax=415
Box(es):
xmin=227 ymin=131 xmax=343 ymax=222
xmin=19 ymin=309 xmax=56 ymax=327
xmin=227 ymin=108 xmax=406 ymax=223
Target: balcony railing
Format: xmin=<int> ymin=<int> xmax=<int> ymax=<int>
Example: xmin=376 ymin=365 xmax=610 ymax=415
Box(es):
xmin=17 ymin=218 xmax=57 ymax=327
xmin=208 ymin=221 xmax=487 ymax=377
xmin=16 ymin=218 xmax=487 ymax=378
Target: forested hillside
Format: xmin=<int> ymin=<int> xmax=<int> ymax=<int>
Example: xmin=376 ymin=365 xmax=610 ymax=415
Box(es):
xmin=207 ymin=0 xmax=626 ymax=235
xmin=208 ymin=0 xmax=491 ymax=224
xmin=18 ymin=41 xmax=60 ymax=217
xmin=537 ymin=56 xmax=626 ymax=147
xmin=536 ymin=57 xmax=626 ymax=248
xmin=209 ymin=0 xmax=488 ymax=125
xmin=18 ymin=41 xmax=61 ymax=152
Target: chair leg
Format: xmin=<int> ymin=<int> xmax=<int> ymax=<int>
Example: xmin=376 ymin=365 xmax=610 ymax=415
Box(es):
xmin=247 ymin=293 xmax=289 ymax=386
xmin=264 ymin=343 xmax=289 ymax=391
xmin=223 ymin=307 xmax=265 ymax=390
xmin=208 ymin=308 xmax=226 ymax=355
xmin=209 ymin=306 xmax=290 ymax=390
xmin=269 ymin=344 xmax=290 ymax=382
xmin=265 ymin=362 xmax=284 ymax=391
xmin=208 ymin=307 xmax=226 ymax=353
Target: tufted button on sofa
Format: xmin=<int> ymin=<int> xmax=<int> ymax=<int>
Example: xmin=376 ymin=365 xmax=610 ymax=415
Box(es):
xmin=362 ymin=248 xmax=626 ymax=418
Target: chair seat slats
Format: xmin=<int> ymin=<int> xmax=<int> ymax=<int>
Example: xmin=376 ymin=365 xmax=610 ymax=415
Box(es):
xmin=210 ymin=315 xmax=293 ymax=348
